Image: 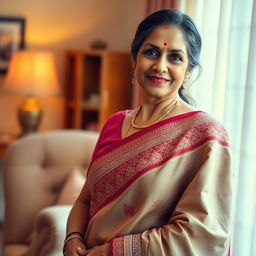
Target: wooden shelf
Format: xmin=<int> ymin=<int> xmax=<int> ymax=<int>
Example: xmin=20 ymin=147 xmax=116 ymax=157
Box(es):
xmin=64 ymin=50 xmax=132 ymax=130
xmin=80 ymin=103 xmax=99 ymax=112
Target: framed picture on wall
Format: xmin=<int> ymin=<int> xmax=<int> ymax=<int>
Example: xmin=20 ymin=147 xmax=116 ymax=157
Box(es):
xmin=0 ymin=16 xmax=25 ymax=74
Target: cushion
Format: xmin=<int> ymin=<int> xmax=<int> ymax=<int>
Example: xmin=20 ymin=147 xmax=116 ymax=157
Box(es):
xmin=56 ymin=168 xmax=86 ymax=205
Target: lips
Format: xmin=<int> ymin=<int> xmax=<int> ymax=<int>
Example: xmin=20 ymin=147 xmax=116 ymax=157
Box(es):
xmin=147 ymin=75 xmax=171 ymax=85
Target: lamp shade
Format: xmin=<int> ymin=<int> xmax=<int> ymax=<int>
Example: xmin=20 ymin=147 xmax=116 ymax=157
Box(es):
xmin=3 ymin=50 xmax=60 ymax=96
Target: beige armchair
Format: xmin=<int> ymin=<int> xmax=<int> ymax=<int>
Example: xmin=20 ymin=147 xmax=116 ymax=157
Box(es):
xmin=2 ymin=130 xmax=99 ymax=256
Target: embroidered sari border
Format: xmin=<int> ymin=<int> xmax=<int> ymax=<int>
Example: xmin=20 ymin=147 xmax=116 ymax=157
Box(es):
xmin=89 ymin=138 xmax=227 ymax=218
xmin=87 ymin=111 xmax=229 ymax=217
xmin=90 ymin=111 xmax=202 ymax=162
xmin=110 ymin=234 xmax=142 ymax=256
xmin=87 ymin=112 xmax=199 ymax=180
xmin=88 ymin=112 xmax=228 ymax=189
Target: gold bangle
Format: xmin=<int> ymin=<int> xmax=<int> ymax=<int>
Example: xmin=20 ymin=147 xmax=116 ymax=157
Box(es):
xmin=65 ymin=231 xmax=83 ymax=241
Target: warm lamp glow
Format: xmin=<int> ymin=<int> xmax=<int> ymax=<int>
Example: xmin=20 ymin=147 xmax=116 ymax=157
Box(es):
xmin=2 ymin=50 xmax=60 ymax=136
xmin=3 ymin=50 xmax=60 ymax=96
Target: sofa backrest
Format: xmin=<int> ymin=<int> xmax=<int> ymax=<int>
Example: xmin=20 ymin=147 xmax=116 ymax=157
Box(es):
xmin=3 ymin=130 xmax=99 ymax=245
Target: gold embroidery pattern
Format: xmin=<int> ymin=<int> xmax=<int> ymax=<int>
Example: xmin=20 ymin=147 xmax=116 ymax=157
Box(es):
xmin=131 ymin=234 xmax=142 ymax=256
xmin=88 ymin=113 xmax=229 ymax=216
xmin=112 ymin=234 xmax=142 ymax=256
xmin=87 ymin=114 xmax=198 ymax=184
xmin=112 ymin=236 xmax=125 ymax=256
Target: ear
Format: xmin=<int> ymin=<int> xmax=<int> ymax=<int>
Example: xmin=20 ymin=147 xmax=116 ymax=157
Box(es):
xmin=185 ymin=70 xmax=192 ymax=80
xmin=131 ymin=54 xmax=136 ymax=69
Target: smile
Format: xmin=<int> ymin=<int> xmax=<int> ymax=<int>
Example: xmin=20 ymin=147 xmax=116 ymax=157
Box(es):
xmin=147 ymin=75 xmax=171 ymax=85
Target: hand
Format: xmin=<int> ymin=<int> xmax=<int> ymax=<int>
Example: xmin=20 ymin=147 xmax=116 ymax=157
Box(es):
xmin=85 ymin=243 xmax=109 ymax=256
xmin=64 ymin=237 xmax=87 ymax=256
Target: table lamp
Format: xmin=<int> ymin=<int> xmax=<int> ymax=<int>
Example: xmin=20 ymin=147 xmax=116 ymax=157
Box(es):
xmin=2 ymin=50 xmax=60 ymax=136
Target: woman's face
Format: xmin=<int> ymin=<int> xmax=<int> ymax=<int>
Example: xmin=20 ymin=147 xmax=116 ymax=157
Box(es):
xmin=133 ymin=25 xmax=190 ymax=101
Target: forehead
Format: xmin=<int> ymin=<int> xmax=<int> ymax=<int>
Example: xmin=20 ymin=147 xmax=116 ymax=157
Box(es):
xmin=144 ymin=25 xmax=187 ymax=50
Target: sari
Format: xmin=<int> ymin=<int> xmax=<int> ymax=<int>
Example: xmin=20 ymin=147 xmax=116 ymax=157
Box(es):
xmin=85 ymin=110 xmax=233 ymax=256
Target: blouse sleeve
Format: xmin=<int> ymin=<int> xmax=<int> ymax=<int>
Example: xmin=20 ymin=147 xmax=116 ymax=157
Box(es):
xmin=90 ymin=110 xmax=128 ymax=162
xmin=110 ymin=132 xmax=233 ymax=256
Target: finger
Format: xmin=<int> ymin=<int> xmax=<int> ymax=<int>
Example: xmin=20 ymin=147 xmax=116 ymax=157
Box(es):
xmin=76 ymin=246 xmax=88 ymax=255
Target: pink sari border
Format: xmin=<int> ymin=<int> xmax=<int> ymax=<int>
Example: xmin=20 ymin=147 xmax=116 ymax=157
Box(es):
xmin=87 ymin=111 xmax=229 ymax=218
xmin=110 ymin=236 xmax=125 ymax=256
xmin=89 ymin=135 xmax=227 ymax=219
xmin=93 ymin=111 xmax=204 ymax=161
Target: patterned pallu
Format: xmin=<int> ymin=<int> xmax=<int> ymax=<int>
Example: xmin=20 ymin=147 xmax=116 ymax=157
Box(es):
xmin=85 ymin=111 xmax=232 ymax=256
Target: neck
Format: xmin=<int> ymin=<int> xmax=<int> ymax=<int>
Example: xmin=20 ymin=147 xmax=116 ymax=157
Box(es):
xmin=140 ymin=95 xmax=179 ymax=121
xmin=132 ymin=95 xmax=179 ymax=129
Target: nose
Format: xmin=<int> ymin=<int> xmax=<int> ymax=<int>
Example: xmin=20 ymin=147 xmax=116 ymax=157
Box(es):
xmin=152 ymin=56 xmax=168 ymax=73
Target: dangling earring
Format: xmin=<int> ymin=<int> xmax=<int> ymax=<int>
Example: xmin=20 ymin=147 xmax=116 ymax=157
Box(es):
xmin=132 ymin=68 xmax=137 ymax=85
xmin=182 ymin=77 xmax=189 ymax=95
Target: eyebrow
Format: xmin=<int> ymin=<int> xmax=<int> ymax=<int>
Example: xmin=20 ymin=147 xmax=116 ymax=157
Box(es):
xmin=143 ymin=43 xmax=185 ymax=54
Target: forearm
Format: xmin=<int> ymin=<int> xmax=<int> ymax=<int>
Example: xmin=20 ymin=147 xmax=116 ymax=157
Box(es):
xmin=64 ymin=199 xmax=90 ymax=255
xmin=66 ymin=199 xmax=90 ymax=236
xmin=66 ymin=181 xmax=91 ymax=236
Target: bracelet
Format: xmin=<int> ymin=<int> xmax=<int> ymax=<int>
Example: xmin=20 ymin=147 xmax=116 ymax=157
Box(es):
xmin=64 ymin=231 xmax=83 ymax=242
xmin=63 ymin=235 xmax=84 ymax=255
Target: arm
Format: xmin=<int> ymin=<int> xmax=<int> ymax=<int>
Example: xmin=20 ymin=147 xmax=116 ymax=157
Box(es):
xmin=110 ymin=142 xmax=233 ymax=256
xmin=65 ymin=179 xmax=110 ymax=256
xmin=64 ymin=183 xmax=91 ymax=256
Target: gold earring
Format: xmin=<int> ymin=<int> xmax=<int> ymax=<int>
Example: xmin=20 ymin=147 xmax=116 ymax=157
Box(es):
xmin=132 ymin=69 xmax=136 ymax=85
xmin=182 ymin=77 xmax=189 ymax=95
xmin=183 ymin=76 xmax=189 ymax=83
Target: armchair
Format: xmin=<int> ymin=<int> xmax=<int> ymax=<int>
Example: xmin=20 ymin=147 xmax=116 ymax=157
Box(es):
xmin=2 ymin=130 xmax=99 ymax=256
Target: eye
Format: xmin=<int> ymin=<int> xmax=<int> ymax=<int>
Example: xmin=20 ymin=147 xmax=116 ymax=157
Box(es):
xmin=169 ymin=53 xmax=183 ymax=63
xmin=143 ymin=48 xmax=159 ymax=57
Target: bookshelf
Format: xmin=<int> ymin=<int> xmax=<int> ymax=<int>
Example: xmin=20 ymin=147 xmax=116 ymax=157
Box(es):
xmin=65 ymin=50 xmax=132 ymax=130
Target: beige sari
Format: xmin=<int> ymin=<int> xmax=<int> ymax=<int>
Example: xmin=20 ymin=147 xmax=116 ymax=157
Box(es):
xmin=85 ymin=111 xmax=233 ymax=256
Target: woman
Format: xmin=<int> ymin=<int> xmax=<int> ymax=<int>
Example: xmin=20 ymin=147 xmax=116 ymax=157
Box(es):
xmin=64 ymin=9 xmax=232 ymax=256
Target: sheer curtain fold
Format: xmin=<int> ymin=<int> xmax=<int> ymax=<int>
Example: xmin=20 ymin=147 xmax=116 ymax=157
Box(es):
xmin=236 ymin=1 xmax=256 ymax=255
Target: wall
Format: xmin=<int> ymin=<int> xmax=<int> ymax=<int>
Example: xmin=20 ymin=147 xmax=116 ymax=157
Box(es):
xmin=0 ymin=0 xmax=146 ymax=135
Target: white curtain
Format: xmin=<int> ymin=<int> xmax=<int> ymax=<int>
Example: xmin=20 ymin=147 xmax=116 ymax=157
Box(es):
xmin=180 ymin=0 xmax=256 ymax=255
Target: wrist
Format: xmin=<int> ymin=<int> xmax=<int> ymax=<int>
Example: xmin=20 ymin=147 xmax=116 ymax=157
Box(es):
xmin=65 ymin=231 xmax=84 ymax=241
xmin=63 ymin=232 xmax=85 ymax=255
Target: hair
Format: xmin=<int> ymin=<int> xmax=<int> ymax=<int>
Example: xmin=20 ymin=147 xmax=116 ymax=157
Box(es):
xmin=131 ymin=9 xmax=202 ymax=104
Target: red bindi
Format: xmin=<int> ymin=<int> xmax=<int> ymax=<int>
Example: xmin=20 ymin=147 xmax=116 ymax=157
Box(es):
xmin=163 ymin=42 xmax=167 ymax=46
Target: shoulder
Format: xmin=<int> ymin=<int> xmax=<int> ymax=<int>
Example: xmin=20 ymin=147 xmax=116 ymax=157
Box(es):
xmin=190 ymin=111 xmax=229 ymax=146
xmin=104 ymin=110 xmax=131 ymax=125
xmin=100 ymin=110 xmax=132 ymax=133
xmin=98 ymin=109 xmax=132 ymax=139
xmin=91 ymin=110 xmax=131 ymax=159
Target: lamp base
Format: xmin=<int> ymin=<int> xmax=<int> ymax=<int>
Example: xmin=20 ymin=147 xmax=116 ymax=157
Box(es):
xmin=18 ymin=97 xmax=42 ymax=137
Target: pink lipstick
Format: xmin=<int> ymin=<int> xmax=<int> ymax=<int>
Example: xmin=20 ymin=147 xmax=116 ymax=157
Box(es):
xmin=147 ymin=75 xmax=170 ymax=85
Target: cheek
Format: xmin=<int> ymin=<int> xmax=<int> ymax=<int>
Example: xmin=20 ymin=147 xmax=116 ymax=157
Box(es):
xmin=135 ymin=67 xmax=145 ymax=84
xmin=169 ymin=67 xmax=187 ymax=81
xmin=134 ymin=60 xmax=149 ymax=78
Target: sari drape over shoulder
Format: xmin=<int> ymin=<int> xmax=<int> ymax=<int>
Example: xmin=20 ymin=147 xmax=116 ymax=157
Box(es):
xmin=84 ymin=111 xmax=233 ymax=256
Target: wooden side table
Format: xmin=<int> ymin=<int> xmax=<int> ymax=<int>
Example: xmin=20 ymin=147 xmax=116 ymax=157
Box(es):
xmin=0 ymin=134 xmax=17 ymax=158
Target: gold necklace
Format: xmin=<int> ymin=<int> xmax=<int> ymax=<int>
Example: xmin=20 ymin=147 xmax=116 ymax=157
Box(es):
xmin=131 ymin=99 xmax=178 ymax=129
